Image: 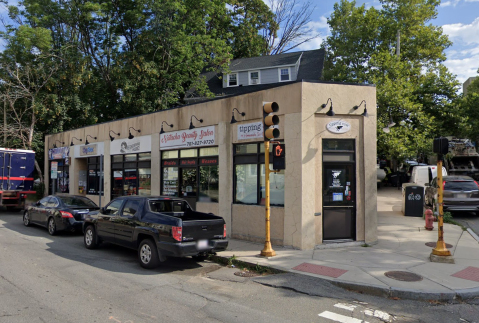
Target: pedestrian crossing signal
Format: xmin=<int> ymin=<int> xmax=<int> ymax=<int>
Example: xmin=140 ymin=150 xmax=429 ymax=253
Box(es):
xmin=273 ymin=144 xmax=285 ymax=170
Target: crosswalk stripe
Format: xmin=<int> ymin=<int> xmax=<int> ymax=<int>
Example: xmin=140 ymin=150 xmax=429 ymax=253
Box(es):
xmin=318 ymin=311 xmax=369 ymax=323
xmin=334 ymin=303 xmax=357 ymax=311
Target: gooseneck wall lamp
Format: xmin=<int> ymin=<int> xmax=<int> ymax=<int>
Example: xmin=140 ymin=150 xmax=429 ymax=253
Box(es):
xmin=109 ymin=130 xmax=120 ymax=142
xmin=85 ymin=135 xmax=97 ymax=145
xmin=52 ymin=140 xmax=64 ymax=148
xmin=70 ymin=137 xmax=82 ymax=146
xmin=230 ymin=108 xmax=246 ymax=124
xmin=321 ymin=98 xmax=335 ymax=116
xmin=189 ymin=115 xmax=203 ymax=130
xmin=353 ymin=100 xmax=369 ymax=117
xmin=160 ymin=121 xmax=174 ymax=135
xmin=128 ymin=127 xmax=141 ymax=139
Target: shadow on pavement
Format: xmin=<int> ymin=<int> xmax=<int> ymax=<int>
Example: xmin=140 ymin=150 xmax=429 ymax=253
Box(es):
xmin=0 ymin=212 xmax=206 ymax=275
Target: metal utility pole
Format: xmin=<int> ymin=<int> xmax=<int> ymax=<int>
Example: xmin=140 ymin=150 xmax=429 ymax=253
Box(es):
xmin=3 ymin=96 xmax=6 ymax=145
xmin=261 ymin=140 xmax=276 ymax=257
xmin=396 ymin=30 xmax=400 ymax=58
xmin=99 ymin=154 xmax=103 ymax=208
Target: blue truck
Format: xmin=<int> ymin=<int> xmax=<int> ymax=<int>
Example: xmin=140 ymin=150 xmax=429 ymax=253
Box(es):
xmin=0 ymin=148 xmax=36 ymax=211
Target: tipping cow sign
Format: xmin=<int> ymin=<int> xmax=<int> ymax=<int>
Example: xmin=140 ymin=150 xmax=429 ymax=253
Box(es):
xmin=326 ymin=120 xmax=351 ymax=134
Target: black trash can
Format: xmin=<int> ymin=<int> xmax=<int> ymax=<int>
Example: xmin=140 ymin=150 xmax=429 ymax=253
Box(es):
xmin=403 ymin=184 xmax=424 ymax=217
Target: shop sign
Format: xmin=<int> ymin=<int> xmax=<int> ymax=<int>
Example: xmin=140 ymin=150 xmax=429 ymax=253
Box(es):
xmin=180 ymin=159 xmax=197 ymax=166
xmin=162 ymin=160 xmax=178 ymax=167
xmin=111 ymin=135 xmax=151 ymax=155
xmin=51 ymin=161 xmax=58 ymax=179
xmin=80 ymin=144 xmax=98 ymax=156
xmin=199 ymin=157 xmax=218 ymax=166
xmin=160 ymin=126 xmax=215 ymax=150
xmin=326 ymin=120 xmax=351 ymax=134
xmin=49 ymin=146 xmax=69 ymax=160
xmin=237 ymin=122 xmax=263 ymax=141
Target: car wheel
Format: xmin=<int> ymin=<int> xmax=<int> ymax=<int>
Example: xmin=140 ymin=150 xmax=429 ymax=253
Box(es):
xmin=48 ymin=217 xmax=57 ymax=236
xmin=192 ymin=254 xmax=207 ymax=262
xmin=138 ymin=239 xmax=159 ymax=269
xmin=84 ymin=225 xmax=98 ymax=249
xmin=23 ymin=211 xmax=31 ymax=227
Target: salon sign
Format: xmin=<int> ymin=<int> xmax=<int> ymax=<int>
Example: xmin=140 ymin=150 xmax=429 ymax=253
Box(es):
xmin=326 ymin=120 xmax=351 ymax=134
xmin=160 ymin=126 xmax=215 ymax=150
xmin=110 ymin=135 xmax=151 ymax=154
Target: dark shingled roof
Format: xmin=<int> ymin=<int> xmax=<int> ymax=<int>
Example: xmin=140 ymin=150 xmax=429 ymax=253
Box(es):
xmin=185 ymin=48 xmax=325 ymax=103
xmin=229 ymin=51 xmax=303 ymax=71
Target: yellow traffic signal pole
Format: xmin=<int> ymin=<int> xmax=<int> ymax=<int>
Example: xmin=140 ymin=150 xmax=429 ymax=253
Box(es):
xmin=432 ymin=158 xmax=452 ymax=257
xmin=261 ymin=140 xmax=276 ymax=257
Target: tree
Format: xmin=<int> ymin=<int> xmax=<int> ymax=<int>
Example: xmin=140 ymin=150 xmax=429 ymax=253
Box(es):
xmin=266 ymin=0 xmax=320 ymax=55
xmin=322 ymin=0 xmax=461 ymax=164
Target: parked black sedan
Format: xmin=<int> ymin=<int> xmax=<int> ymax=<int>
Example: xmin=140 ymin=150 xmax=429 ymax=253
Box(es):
xmin=23 ymin=195 xmax=99 ymax=235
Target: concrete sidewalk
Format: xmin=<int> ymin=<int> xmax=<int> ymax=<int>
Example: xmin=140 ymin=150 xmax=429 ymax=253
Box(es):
xmin=218 ymin=187 xmax=479 ymax=301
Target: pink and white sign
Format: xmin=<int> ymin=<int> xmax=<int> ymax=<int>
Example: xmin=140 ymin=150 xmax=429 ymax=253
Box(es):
xmin=160 ymin=126 xmax=215 ymax=150
xmin=237 ymin=122 xmax=263 ymax=140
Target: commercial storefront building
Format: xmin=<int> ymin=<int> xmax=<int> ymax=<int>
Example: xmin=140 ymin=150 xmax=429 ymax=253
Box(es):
xmin=45 ymin=80 xmax=377 ymax=250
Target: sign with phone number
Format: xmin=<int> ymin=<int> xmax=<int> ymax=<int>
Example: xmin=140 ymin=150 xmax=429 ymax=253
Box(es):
xmin=160 ymin=126 xmax=215 ymax=150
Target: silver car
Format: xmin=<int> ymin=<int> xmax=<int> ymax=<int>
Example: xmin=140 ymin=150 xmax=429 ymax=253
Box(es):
xmin=425 ymin=176 xmax=479 ymax=214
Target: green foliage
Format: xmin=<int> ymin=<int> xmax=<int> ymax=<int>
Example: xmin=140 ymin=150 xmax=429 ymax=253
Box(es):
xmin=443 ymin=211 xmax=453 ymax=224
xmin=322 ymin=0 xmax=461 ymax=163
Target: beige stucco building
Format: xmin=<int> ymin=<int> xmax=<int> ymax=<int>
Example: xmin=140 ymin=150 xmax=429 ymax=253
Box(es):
xmin=44 ymin=80 xmax=377 ymax=250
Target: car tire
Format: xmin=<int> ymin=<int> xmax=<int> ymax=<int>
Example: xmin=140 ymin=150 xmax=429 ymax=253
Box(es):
xmin=84 ymin=225 xmax=98 ymax=249
xmin=192 ymin=254 xmax=207 ymax=262
xmin=23 ymin=211 xmax=31 ymax=227
xmin=138 ymin=239 xmax=159 ymax=269
xmin=48 ymin=217 xmax=57 ymax=236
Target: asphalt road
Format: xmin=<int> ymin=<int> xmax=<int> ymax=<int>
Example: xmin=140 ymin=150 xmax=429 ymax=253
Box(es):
xmin=449 ymin=211 xmax=479 ymax=236
xmin=1 ymin=211 xmax=479 ymax=323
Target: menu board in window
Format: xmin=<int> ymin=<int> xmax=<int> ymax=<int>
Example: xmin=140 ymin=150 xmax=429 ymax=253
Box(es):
xmin=162 ymin=167 xmax=179 ymax=196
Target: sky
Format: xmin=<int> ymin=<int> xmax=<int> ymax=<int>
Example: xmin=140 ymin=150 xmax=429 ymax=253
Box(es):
xmin=293 ymin=0 xmax=479 ymax=87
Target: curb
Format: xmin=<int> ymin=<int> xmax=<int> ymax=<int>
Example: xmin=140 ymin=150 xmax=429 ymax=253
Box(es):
xmin=467 ymin=228 xmax=479 ymax=243
xmin=214 ymin=254 xmax=479 ymax=301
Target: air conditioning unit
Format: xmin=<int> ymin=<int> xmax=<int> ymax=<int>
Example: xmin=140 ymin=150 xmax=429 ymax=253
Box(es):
xmin=251 ymin=79 xmax=258 ymax=84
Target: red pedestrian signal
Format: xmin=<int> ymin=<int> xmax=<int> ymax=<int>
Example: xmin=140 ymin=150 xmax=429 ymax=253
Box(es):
xmin=273 ymin=144 xmax=285 ymax=170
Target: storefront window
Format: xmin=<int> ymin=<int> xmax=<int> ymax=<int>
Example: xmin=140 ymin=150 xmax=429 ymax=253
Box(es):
xmin=49 ymin=161 xmax=69 ymax=194
xmin=111 ymin=153 xmax=151 ymax=199
xmin=233 ymin=143 xmax=284 ymax=206
xmin=161 ymin=148 xmax=218 ymax=203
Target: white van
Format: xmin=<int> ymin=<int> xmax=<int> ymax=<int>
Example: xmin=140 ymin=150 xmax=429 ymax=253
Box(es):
xmin=410 ymin=165 xmax=448 ymax=186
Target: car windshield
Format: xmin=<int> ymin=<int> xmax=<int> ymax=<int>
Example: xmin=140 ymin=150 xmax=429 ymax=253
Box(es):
xmin=149 ymin=200 xmax=188 ymax=214
xmin=58 ymin=196 xmax=98 ymax=208
xmin=444 ymin=181 xmax=479 ymax=191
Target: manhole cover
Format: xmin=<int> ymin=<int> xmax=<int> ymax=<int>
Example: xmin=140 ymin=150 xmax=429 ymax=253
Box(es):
xmin=384 ymin=271 xmax=423 ymax=282
xmin=234 ymin=271 xmax=259 ymax=277
xmin=425 ymin=242 xmax=453 ymax=249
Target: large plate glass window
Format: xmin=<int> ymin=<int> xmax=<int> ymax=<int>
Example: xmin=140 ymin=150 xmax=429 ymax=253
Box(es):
xmin=110 ymin=153 xmax=151 ymax=199
xmin=87 ymin=157 xmax=104 ymax=195
xmin=233 ymin=143 xmax=284 ymax=206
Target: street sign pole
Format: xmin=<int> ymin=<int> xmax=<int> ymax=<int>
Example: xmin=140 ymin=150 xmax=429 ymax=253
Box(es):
xmin=432 ymin=156 xmax=451 ymax=257
xmin=99 ymin=154 xmax=103 ymax=208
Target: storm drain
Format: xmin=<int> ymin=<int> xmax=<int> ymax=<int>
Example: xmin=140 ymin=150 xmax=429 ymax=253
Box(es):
xmin=234 ymin=271 xmax=259 ymax=277
xmin=425 ymin=242 xmax=453 ymax=249
xmin=384 ymin=271 xmax=423 ymax=282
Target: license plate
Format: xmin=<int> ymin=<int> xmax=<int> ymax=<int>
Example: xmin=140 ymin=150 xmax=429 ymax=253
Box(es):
xmin=456 ymin=193 xmax=467 ymax=198
xmin=197 ymin=240 xmax=208 ymax=250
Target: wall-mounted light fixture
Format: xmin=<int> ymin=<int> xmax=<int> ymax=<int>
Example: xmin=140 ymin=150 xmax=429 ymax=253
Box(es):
xmin=109 ymin=130 xmax=120 ymax=142
xmin=189 ymin=115 xmax=203 ymax=130
xmin=85 ymin=135 xmax=97 ymax=145
xmin=230 ymin=108 xmax=246 ymax=124
xmin=321 ymin=98 xmax=335 ymax=116
xmin=353 ymin=100 xmax=368 ymax=117
xmin=128 ymin=127 xmax=141 ymax=139
xmin=70 ymin=137 xmax=82 ymax=146
xmin=160 ymin=121 xmax=174 ymax=134
xmin=52 ymin=140 xmax=64 ymax=148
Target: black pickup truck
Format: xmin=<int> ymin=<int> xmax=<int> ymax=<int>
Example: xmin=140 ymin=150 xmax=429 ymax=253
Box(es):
xmin=82 ymin=196 xmax=228 ymax=269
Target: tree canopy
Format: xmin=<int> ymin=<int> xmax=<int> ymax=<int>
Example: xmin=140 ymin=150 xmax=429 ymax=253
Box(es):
xmin=322 ymin=0 xmax=462 ymax=163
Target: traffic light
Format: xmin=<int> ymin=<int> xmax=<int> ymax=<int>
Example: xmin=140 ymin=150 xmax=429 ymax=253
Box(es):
xmin=433 ymin=137 xmax=449 ymax=155
xmin=263 ymin=102 xmax=280 ymax=141
xmin=273 ymin=144 xmax=286 ymax=170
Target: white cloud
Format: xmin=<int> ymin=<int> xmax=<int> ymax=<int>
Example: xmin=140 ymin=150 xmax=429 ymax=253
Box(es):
xmin=444 ymin=47 xmax=479 ymax=84
xmin=440 ymin=0 xmax=461 ymax=7
xmin=442 ymin=17 xmax=479 ymax=45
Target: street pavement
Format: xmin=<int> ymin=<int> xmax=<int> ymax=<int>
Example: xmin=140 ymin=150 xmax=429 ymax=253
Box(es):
xmin=451 ymin=211 xmax=479 ymax=236
xmin=219 ymin=187 xmax=479 ymax=301
xmin=1 ymin=208 xmax=479 ymax=322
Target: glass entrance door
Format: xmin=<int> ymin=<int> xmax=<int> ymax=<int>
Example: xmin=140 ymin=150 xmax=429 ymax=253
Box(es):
xmin=322 ymin=164 xmax=356 ymax=240
xmin=181 ymin=168 xmax=197 ymax=209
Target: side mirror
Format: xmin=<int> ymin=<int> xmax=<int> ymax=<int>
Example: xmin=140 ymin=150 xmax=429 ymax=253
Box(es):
xmin=425 ymin=183 xmax=430 ymax=187
xmin=100 ymin=207 xmax=108 ymax=214
xmin=36 ymin=201 xmax=41 ymax=206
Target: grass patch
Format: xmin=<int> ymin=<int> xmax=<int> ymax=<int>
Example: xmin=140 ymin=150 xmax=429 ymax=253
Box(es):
xmin=208 ymin=254 xmax=285 ymax=276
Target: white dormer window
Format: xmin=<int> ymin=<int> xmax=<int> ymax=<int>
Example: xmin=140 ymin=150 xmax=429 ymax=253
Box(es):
xmin=228 ymin=73 xmax=238 ymax=87
xmin=279 ymin=67 xmax=291 ymax=82
xmin=249 ymin=71 xmax=260 ymax=85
